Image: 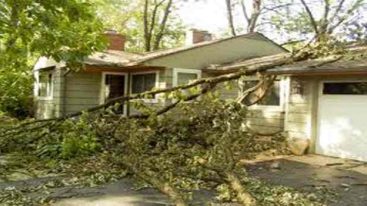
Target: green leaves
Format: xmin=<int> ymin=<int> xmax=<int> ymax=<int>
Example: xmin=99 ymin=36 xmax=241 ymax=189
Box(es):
xmin=0 ymin=0 xmax=106 ymax=116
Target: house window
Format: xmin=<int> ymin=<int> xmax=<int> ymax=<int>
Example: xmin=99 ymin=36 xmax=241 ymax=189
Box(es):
xmin=241 ymin=80 xmax=281 ymax=106
xmin=177 ymin=73 xmax=198 ymax=85
xmin=323 ymin=82 xmax=367 ymax=95
xmin=37 ymin=70 xmax=53 ymax=98
xmin=131 ymin=72 xmax=157 ymax=96
xmin=173 ymin=68 xmax=201 ymax=86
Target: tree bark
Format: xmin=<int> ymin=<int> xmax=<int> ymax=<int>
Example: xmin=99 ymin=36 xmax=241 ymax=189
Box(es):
xmin=153 ymin=0 xmax=173 ymax=50
xmin=225 ymin=0 xmax=237 ymax=36
xmin=247 ymin=0 xmax=262 ymax=33
xmin=300 ymin=0 xmax=319 ymax=35
xmin=143 ymin=0 xmax=151 ymax=51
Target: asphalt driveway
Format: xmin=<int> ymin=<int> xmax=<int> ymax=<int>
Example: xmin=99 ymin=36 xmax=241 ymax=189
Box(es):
xmin=1 ymin=154 xmax=366 ymax=205
xmin=246 ymin=155 xmax=367 ymax=206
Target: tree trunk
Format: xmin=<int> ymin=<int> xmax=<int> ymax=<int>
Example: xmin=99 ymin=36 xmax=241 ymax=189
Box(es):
xmin=143 ymin=0 xmax=151 ymax=52
xmin=247 ymin=0 xmax=262 ymax=33
xmin=153 ymin=0 xmax=173 ymax=50
xmin=225 ymin=0 xmax=237 ymax=36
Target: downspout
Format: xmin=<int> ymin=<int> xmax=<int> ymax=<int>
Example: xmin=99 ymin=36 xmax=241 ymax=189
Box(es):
xmin=126 ymin=72 xmax=131 ymax=117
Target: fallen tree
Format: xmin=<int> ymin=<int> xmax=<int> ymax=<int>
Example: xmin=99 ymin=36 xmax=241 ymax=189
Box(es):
xmin=0 ymin=46 xmax=345 ymax=205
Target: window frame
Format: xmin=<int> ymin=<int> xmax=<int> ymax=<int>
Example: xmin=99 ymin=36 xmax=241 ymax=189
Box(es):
xmin=241 ymin=76 xmax=286 ymax=112
xmin=34 ymin=69 xmax=54 ymax=101
xmin=172 ymin=68 xmax=202 ymax=87
xmin=130 ymin=71 xmax=159 ymax=103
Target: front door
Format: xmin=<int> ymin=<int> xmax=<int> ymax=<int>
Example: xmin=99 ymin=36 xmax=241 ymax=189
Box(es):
xmin=103 ymin=74 xmax=126 ymax=114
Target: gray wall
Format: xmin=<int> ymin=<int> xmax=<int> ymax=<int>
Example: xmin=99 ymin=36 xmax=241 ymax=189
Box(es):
xmin=144 ymin=35 xmax=286 ymax=70
xmin=63 ymin=72 xmax=102 ymax=115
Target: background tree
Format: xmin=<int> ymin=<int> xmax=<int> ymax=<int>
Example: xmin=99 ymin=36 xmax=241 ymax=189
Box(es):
xmin=226 ymin=0 xmax=237 ymax=36
xmin=0 ymin=0 xmax=105 ymax=117
xmin=95 ymin=0 xmax=185 ymax=52
xmin=224 ymin=0 xmax=366 ymax=43
xmin=268 ymin=0 xmax=367 ymax=43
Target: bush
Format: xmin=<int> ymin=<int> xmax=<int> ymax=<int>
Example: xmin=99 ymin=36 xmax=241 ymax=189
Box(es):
xmin=35 ymin=113 xmax=101 ymax=159
xmin=0 ymin=69 xmax=33 ymax=119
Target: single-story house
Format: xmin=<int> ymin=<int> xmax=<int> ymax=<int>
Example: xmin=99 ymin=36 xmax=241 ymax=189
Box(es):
xmin=208 ymin=45 xmax=367 ymax=162
xmin=34 ymin=30 xmax=367 ymax=162
xmin=33 ymin=30 xmax=287 ymax=118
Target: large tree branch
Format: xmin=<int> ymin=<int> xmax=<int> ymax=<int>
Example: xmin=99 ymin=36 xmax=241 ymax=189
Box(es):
xmin=320 ymin=0 xmax=331 ymax=34
xmin=300 ymin=0 xmax=319 ymax=35
xmin=153 ymin=0 xmax=173 ymax=50
xmin=148 ymin=0 xmax=166 ymax=51
xmin=240 ymin=0 xmax=250 ymax=24
xmin=329 ymin=0 xmax=346 ymax=23
xmin=247 ymin=0 xmax=262 ymax=33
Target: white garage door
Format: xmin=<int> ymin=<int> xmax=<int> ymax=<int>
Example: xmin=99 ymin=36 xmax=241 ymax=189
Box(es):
xmin=317 ymin=81 xmax=367 ymax=162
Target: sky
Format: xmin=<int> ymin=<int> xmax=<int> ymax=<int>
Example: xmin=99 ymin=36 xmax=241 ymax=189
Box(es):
xmin=177 ymin=0 xmax=230 ymax=35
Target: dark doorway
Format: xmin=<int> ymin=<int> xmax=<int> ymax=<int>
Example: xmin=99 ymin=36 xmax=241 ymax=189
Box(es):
xmin=104 ymin=74 xmax=125 ymax=114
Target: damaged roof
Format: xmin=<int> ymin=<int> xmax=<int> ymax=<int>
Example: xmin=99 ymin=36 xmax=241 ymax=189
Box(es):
xmin=83 ymin=32 xmax=287 ymax=69
xmin=207 ymin=45 xmax=367 ymax=76
xmin=84 ymin=50 xmax=142 ymax=67
xmin=267 ymin=46 xmax=367 ymax=75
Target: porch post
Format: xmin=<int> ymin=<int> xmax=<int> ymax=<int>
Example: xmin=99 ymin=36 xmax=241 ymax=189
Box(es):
xmin=126 ymin=72 xmax=131 ymax=117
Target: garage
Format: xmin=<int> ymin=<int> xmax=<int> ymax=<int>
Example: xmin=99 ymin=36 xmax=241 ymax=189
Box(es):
xmin=317 ymin=81 xmax=367 ymax=162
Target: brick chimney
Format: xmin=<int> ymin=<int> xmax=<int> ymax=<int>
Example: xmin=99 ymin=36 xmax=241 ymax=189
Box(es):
xmin=104 ymin=30 xmax=126 ymax=51
xmin=185 ymin=29 xmax=213 ymax=45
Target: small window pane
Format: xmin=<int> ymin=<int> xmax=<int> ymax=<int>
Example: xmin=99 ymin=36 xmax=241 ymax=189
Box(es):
xmin=38 ymin=71 xmax=53 ymax=97
xmin=323 ymin=82 xmax=367 ymax=95
xmin=241 ymin=80 xmax=280 ymax=106
xmin=177 ymin=73 xmax=198 ymax=85
xmin=132 ymin=73 xmax=156 ymax=95
xmin=259 ymin=81 xmax=280 ymax=106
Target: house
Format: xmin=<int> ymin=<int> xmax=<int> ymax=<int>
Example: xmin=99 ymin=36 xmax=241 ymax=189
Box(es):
xmin=33 ymin=29 xmax=287 ymax=119
xmin=210 ymin=45 xmax=367 ymax=162
xmin=34 ymin=30 xmax=367 ymax=162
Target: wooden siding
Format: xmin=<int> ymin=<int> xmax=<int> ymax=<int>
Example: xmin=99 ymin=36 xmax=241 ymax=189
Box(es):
xmin=215 ymin=80 xmax=239 ymax=100
xmin=246 ymin=110 xmax=285 ymax=133
xmin=35 ymin=100 xmax=55 ymax=119
xmin=285 ymin=77 xmax=318 ymax=143
xmin=61 ymin=72 xmax=102 ymax=114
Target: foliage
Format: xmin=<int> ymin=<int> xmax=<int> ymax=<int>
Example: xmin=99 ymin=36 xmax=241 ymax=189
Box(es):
xmin=0 ymin=0 xmax=106 ymax=68
xmin=224 ymin=0 xmax=367 ymax=44
xmin=0 ymin=0 xmax=106 ymax=117
xmin=0 ymin=68 xmax=33 ymax=118
xmin=266 ymin=0 xmax=367 ymax=43
xmin=36 ymin=114 xmax=101 ymax=159
xmin=0 ymin=92 xmax=338 ymax=205
xmin=94 ymin=0 xmax=185 ymax=52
